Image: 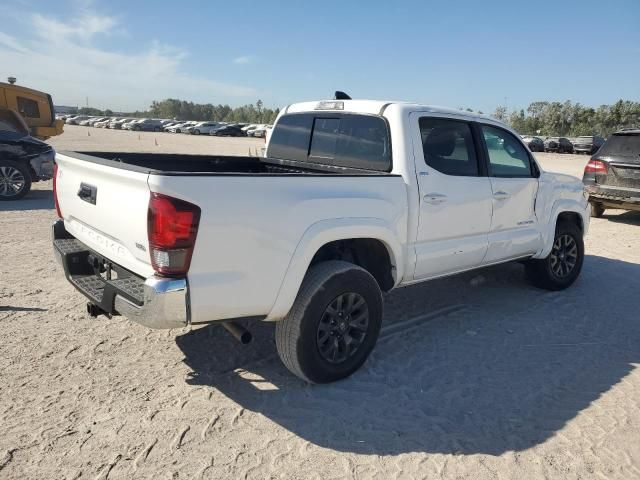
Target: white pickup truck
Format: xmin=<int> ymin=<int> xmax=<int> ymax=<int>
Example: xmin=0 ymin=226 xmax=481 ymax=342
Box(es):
xmin=52 ymin=98 xmax=590 ymax=383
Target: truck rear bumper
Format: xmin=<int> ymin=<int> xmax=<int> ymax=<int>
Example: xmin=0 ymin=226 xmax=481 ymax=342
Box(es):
xmin=52 ymin=219 xmax=189 ymax=329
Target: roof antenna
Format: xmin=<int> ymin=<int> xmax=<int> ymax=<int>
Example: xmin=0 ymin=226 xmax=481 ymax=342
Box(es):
xmin=334 ymin=91 xmax=351 ymax=100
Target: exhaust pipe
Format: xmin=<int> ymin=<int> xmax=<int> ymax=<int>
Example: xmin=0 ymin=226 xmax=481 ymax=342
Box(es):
xmin=222 ymin=321 xmax=252 ymax=344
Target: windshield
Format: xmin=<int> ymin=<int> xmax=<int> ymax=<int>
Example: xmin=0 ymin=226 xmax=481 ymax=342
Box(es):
xmin=598 ymin=134 xmax=640 ymax=157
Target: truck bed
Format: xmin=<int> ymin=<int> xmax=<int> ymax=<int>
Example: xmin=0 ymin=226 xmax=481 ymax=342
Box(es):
xmin=62 ymin=151 xmax=392 ymax=176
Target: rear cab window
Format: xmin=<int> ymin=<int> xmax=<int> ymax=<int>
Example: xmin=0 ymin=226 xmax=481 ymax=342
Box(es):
xmin=267 ymin=113 xmax=392 ymax=171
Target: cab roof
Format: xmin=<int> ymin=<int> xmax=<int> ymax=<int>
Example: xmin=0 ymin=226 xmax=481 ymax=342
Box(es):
xmin=286 ymin=99 xmax=501 ymax=124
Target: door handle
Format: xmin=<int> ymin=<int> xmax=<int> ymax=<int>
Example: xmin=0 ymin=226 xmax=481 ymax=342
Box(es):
xmin=423 ymin=193 xmax=447 ymax=205
xmin=493 ymin=191 xmax=510 ymax=200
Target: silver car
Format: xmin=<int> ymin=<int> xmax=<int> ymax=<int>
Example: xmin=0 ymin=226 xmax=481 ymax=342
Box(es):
xmin=187 ymin=121 xmax=222 ymax=135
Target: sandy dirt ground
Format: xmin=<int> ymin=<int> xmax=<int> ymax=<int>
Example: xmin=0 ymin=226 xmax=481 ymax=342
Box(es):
xmin=1 ymin=126 xmax=640 ymax=479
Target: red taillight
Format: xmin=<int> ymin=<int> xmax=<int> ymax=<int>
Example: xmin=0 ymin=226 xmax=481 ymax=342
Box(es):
xmin=584 ymin=159 xmax=608 ymax=174
xmin=147 ymin=193 xmax=201 ymax=276
xmin=53 ymin=163 xmax=62 ymax=218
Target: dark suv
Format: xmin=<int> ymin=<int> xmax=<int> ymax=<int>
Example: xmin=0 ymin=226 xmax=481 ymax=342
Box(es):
xmin=0 ymin=108 xmax=55 ymax=200
xmin=544 ymin=137 xmax=574 ymax=153
xmin=521 ymin=136 xmax=545 ymax=152
xmin=573 ymin=135 xmax=605 ymax=155
xmin=582 ymin=129 xmax=640 ymax=217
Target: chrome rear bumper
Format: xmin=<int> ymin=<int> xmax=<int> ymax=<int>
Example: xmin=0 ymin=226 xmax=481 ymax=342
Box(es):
xmin=52 ymin=219 xmax=189 ymax=329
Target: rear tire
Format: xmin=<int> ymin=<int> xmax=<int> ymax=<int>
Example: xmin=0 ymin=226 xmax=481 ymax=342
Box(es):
xmin=590 ymin=202 xmax=605 ymax=218
xmin=525 ymin=221 xmax=584 ymax=291
xmin=0 ymin=160 xmax=32 ymax=201
xmin=275 ymin=260 xmax=383 ymax=384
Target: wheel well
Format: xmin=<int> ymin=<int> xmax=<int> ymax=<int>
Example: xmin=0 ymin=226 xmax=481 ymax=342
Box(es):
xmin=309 ymin=238 xmax=395 ymax=292
xmin=557 ymin=211 xmax=583 ymax=232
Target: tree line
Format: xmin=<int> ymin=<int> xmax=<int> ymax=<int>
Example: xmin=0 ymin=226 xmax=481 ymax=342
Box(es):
xmin=493 ymin=99 xmax=639 ymax=137
xmin=76 ymin=98 xmax=639 ymax=137
xmin=78 ymin=99 xmax=279 ymax=124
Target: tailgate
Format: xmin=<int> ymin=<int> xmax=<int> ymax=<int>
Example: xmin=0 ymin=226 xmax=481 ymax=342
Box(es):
xmin=55 ymin=153 xmax=154 ymax=277
xmin=605 ymin=161 xmax=640 ymax=191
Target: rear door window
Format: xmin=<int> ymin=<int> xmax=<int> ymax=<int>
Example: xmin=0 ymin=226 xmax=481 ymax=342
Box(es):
xmin=419 ymin=117 xmax=479 ymax=176
xmin=268 ymin=113 xmax=391 ymax=171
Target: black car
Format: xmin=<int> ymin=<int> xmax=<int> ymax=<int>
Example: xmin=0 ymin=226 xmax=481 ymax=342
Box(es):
xmin=582 ymin=129 xmax=640 ymax=217
xmin=544 ymin=136 xmax=574 ymax=153
xmin=573 ymin=135 xmax=605 ymax=155
xmin=209 ymin=125 xmax=246 ymax=137
xmin=521 ymin=135 xmax=545 ymax=152
xmin=0 ymin=108 xmax=55 ymax=200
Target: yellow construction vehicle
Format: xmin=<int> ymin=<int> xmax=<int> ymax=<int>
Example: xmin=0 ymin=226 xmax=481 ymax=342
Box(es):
xmin=0 ymin=77 xmax=63 ymax=139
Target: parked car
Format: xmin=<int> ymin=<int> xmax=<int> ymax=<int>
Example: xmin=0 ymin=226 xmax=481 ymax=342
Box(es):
xmin=187 ymin=121 xmax=222 ymax=135
xmin=544 ymin=137 xmax=573 ymax=153
xmin=161 ymin=121 xmax=179 ymax=130
xmin=180 ymin=121 xmax=200 ymax=133
xmin=126 ymin=119 xmax=164 ymax=132
xmin=93 ymin=118 xmax=112 ymax=128
xmin=52 ymin=97 xmax=589 ymax=383
xmin=66 ymin=115 xmax=91 ymax=125
xmin=521 ymin=136 xmax=545 ymax=152
xmin=209 ymin=125 xmax=246 ymax=136
xmin=167 ymin=121 xmax=196 ymax=133
xmin=582 ymin=129 xmax=640 ymax=217
xmin=250 ymin=126 xmax=271 ymax=138
xmin=573 ymin=135 xmax=605 ymax=155
xmin=245 ymin=124 xmax=265 ymax=136
xmin=109 ymin=118 xmax=131 ymax=129
xmin=88 ymin=117 xmax=110 ymax=127
xmin=0 ymin=108 xmax=55 ymax=200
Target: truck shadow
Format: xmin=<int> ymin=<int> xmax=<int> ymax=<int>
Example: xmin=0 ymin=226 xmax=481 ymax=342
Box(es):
xmin=176 ymin=255 xmax=640 ymax=456
xmin=601 ymin=210 xmax=640 ymax=226
xmin=0 ymin=188 xmax=53 ymax=212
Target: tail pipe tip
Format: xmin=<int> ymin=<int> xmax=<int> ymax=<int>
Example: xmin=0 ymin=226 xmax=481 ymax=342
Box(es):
xmin=222 ymin=321 xmax=252 ymax=344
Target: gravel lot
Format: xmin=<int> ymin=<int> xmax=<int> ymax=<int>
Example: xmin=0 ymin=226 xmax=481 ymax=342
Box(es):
xmin=1 ymin=125 xmax=640 ymax=479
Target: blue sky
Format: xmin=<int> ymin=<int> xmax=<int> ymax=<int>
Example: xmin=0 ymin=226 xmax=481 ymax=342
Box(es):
xmin=1 ymin=0 xmax=638 ymax=113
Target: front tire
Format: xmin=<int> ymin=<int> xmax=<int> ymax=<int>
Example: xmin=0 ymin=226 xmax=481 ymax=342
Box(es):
xmin=0 ymin=160 xmax=32 ymax=201
xmin=193 ymin=129 xmax=200 ymax=135
xmin=526 ymin=221 xmax=584 ymax=291
xmin=275 ymin=261 xmax=383 ymax=383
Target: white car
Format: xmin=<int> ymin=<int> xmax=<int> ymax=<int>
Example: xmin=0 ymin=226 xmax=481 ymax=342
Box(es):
xmin=245 ymin=124 xmax=265 ymax=136
xmin=166 ymin=121 xmax=195 ymax=133
xmin=53 ymin=97 xmax=590 ymax=383
xmin=93 ymin=119 xmax=112 ymax=128
xmin=66 ymin=116 xmax=91 ymax=125
xmin=250 ymin=125 xmax=271 ymax=138
xmin=186 ymin=121 xmax=222 ymax=135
